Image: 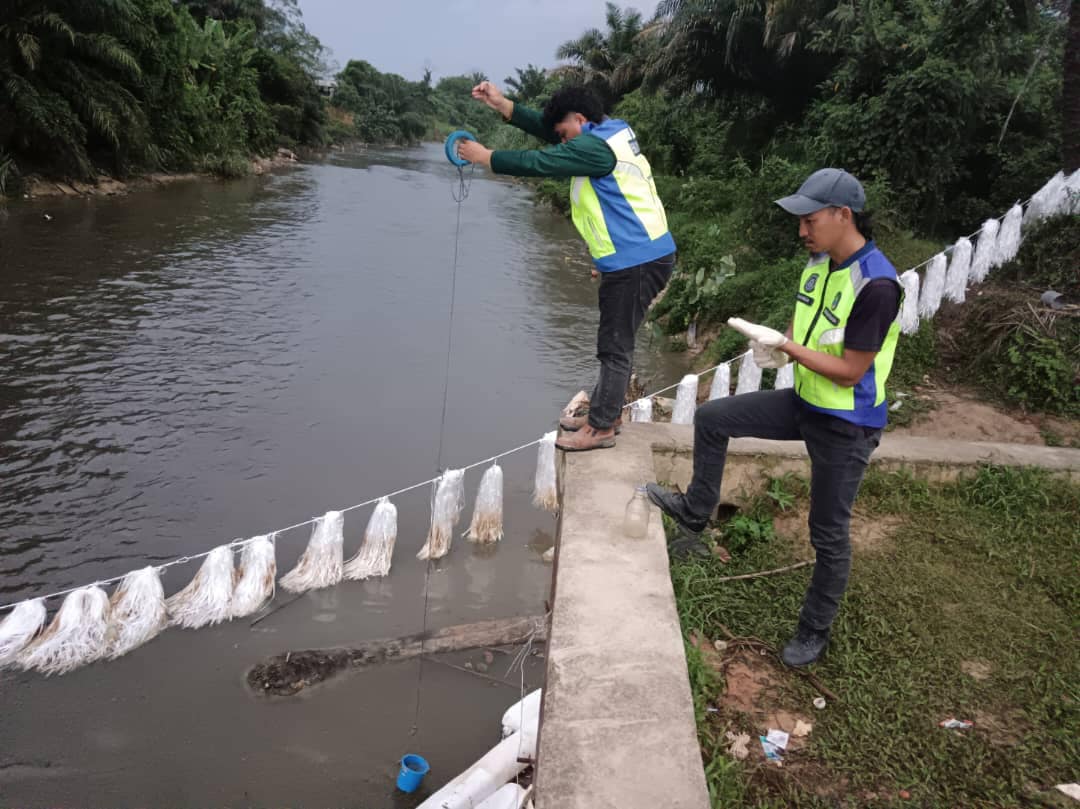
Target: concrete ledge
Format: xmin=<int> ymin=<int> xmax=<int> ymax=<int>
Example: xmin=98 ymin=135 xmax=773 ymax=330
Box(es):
xmin=648 ymin=422 xmax=1080 ymax=505
xmin=535 ymin=427 xmax=710 ymax=809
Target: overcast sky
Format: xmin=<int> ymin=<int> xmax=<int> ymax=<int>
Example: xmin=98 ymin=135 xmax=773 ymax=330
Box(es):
xmin=298 ymin=0 xmax=648 ymax=85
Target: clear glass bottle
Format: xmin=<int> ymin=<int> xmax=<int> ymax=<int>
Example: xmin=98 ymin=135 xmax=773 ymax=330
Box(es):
xmin=623 ymin=485 xmax=651 ymax=538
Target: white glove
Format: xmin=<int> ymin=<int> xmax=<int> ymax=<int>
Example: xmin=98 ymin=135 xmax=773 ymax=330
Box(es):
xmin=751 ymin=340 xmax=790 ymax=369
xmin=727 ymin=317 xmax=788 ymax=349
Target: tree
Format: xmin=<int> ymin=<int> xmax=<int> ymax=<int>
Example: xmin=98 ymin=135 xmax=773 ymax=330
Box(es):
xmin=331 ymin=59 xmax=440 ymax=144
xmin=644 ymin=0 xmax=836 ymax=104
xmin=504 ymin=64 xmax=547 ymax=101
xmin=555 ymin=2 xmax=646 ymax=103
xmin=804 ymin=0 xmax=1066 ymax=229
xmin=182 ymin=0 xmax=328 ymax=146
xmin=0 ymin=0 xmax=150 ymax=178
xmin=0 ymin=0 xmax=332 ymax=184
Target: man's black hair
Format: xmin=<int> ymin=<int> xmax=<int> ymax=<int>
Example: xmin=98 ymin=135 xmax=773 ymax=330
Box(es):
xmin=853 ymin=210 xmax=874 ymax=241
xmin=542 ymin=86 xmax=605 ymax=131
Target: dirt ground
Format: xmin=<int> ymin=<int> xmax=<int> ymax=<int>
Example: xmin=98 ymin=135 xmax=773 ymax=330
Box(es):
xmin=774 ymin=509 xmax=903 ymax=554
xmin=690 ymin=634 xmax=853 ymax=800
xmin=693 ymin=636 xmax=1039 ymax=804
xmin=891 ymin=386 xmax=1080 ymax=446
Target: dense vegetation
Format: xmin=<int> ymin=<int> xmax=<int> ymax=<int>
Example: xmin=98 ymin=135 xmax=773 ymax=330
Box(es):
xmin=0 ymin=0 xmax=330 ymax=188
xmin=326 ymin=65 xmax=509 ymax=146
xmin=0 ymin=0 xmax=516 ymax=189
xmin=491 ymin=1 xmax=1078 ymax=416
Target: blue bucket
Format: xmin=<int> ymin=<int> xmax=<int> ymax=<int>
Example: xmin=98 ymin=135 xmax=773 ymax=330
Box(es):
xmin=444 ymin=130 xmax=476 ymax=167
xmin=396 ymin=753 xmax=430 ymax=793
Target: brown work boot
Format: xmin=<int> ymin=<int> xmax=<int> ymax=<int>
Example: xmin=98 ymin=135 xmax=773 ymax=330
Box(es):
xmin=556 ymin=425 xmax=616 ymax=452
xmin=558 ymin=413 xmax=623 ymax=433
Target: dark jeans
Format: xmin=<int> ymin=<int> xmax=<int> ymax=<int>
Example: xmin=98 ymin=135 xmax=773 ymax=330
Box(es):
xmin=588 ymin=253 xmax=676 ymax=430
xmin=686 ymin=389 xmax=882 ymax=632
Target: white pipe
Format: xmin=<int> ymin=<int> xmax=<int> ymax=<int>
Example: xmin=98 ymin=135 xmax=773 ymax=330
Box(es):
xmin=418 ymin=720 xmax=539 ymax=809
xmin=476 ymin=784 xmax=529 ymax=809
xmin=502 ymin=688 xmax=542 ymax=738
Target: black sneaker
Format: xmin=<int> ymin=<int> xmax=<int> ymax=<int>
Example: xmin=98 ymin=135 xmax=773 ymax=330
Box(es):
xmin=645 ymin=483 xmax=708 ymax=539
xmin=668 ymin=535 xmax=712 ymax=559
xmin=781 ymin=625 xmax=829 ymax=668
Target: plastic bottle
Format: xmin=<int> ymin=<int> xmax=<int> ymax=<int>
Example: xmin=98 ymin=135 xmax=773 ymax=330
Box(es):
xmin=623 ymin=485 xmax=651 ymax=538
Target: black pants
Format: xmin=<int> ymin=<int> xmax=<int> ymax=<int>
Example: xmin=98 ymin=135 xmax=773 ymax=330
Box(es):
xmin=588 ymin=253 xmax=676 ymax=430
xmin=686 ymin=388 xmax=882 ymax=632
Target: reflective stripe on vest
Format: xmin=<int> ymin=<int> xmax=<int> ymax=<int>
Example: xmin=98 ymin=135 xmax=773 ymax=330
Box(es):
xmin=791 ymin=243 xmax=901 ymax=428
xmin=570 ymin=119 xmax=676 ymax=272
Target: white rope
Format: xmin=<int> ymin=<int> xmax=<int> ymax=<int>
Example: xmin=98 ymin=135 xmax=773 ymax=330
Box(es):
xmin=0 ymin=435 xmax=552 ymax=612
xmin=0 ymin=187 xmax=1046 ymax=613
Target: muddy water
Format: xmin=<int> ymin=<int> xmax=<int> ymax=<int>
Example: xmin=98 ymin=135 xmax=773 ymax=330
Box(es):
xmin=0 ymin=145 xmax=687 ymax=806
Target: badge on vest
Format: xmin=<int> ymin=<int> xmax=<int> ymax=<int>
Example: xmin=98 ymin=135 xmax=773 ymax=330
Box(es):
xmin=796 ymin=293 xmax=813 ymax=305
xmin=832 ymin=292 xmax=842 ymax=310
xmin=804 ymin=274 xmax=819 ymax=293
xmin=823 ymin=309 xmax=840 ymax=326
xmin=628 ymin=137 xmax=641 ymax=156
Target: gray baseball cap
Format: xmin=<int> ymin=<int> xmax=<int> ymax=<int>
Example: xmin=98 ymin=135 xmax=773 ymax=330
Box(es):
xmin=775 ymin=168 xmax=866 ymax=215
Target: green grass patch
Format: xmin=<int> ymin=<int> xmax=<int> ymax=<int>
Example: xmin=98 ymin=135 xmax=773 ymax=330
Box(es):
xmin=670 ymin=467 xmax=1080 ymax=807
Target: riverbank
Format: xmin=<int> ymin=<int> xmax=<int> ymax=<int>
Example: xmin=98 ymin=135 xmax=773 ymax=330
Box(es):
xmin=13 ymin=148 xmax=302 ymax=201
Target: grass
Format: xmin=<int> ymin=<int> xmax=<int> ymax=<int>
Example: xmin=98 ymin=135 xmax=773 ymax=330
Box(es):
xmin=669 ymin=466 xmax=1080 ymax=808
xmin=1040 ymin=427 xmax=1064 ymax=447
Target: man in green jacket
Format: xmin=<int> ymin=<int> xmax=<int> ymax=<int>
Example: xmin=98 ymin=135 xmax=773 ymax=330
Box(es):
xmin=458 ymin=82 xmax=676 ymax=452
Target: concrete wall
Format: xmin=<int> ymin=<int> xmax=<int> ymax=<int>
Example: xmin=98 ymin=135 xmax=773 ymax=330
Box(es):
xmin=534 ymin=427 xmax=711 ymax=809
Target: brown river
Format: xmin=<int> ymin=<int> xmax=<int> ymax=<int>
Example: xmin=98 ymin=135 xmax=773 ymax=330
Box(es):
xmin=0 ymin=144 xmax=686 ymax=807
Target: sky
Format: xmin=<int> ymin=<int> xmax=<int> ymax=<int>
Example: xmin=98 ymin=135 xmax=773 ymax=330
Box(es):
xmin=297 ymin=0 xmax=643 ymax=85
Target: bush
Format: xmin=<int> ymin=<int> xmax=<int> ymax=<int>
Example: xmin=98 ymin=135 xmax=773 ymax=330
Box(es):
xmin=992 ymin=328 xmax=1079 ymax=417
xmin=649 ymin=156 xmax=818 ymax=335
xmin=942 ymin=282 xmax=1080 ymax=417
xmin=198 ymin=152 xmax=252 ymax=178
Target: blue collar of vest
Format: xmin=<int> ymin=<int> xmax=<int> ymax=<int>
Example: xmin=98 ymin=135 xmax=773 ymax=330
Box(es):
xmin=583 ymin=118 xmax=627 ymax=138
xmin=832 ymin=240 xmax=877 ymax=272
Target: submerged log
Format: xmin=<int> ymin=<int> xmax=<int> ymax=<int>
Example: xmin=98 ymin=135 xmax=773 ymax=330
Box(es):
xmin=247 ymin=614 xmax=547 ymax=697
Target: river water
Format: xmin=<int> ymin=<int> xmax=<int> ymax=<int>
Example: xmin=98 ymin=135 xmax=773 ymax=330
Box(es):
xmin=0 ymin=145 xmax=686 ymax=806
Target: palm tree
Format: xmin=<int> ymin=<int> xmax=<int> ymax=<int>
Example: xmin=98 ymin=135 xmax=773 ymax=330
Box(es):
xmin=555 ymin=2 xmax=646 ymax=102
xmin=644 ymin=0 xmax=836 ymax=101
xmin=0 ymin=0 xmax=149 ymax=178
xmin=504 ymin=64 xmax=547 ymax=102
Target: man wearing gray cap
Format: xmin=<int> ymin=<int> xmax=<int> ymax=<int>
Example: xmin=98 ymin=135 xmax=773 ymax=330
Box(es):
xmin=646 ymin=168 xmax=901 ymax=667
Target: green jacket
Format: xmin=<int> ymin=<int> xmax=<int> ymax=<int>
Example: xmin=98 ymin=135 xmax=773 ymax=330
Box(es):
xmin=489 ymin=104 xmax=617 ymax=179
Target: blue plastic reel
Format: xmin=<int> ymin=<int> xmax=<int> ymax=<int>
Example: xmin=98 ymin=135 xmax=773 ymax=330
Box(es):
xmin=444 ymin=130 xmax=477 ymax=167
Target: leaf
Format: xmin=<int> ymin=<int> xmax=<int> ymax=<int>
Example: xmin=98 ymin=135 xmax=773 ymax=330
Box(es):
xmin=16 ymin=32 xmax=40 ymax=71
